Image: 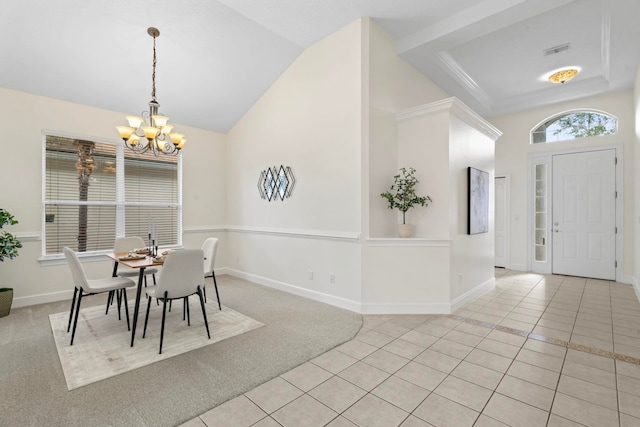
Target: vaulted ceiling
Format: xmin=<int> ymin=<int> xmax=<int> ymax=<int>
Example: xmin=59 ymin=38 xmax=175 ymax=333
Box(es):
xmin=2 ymin=0 xmax=638 ymax=133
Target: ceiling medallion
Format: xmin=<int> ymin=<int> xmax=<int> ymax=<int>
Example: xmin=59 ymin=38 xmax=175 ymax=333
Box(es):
xmin=547 ymin=68 xmax=579 ymax=84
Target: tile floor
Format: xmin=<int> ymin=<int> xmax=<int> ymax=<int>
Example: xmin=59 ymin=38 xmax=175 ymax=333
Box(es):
xmin=181 ymin=269 xmax=640 ymax=427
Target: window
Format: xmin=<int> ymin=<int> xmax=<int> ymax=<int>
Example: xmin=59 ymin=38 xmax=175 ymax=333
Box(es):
xmin=531 ymin=110 xmax=617 ymax=143
xmin=43 ymin=134 xmax=181 ymax=256
xmin=534 ymin=164 xmax=547 ymax=262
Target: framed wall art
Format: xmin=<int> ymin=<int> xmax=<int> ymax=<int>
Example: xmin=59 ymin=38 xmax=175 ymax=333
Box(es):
xmin=468 ymin=167 xmax=489 ymax=234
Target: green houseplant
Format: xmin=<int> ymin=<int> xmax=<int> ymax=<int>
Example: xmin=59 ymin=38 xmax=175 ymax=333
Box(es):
xmin=380 ymin=167 xmax=432 ymax=237
xmin=0 ymin=209 xmax=22 ymax=317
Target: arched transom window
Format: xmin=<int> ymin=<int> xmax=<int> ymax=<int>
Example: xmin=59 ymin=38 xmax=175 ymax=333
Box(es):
xmin=531 ymin=110 xmax=617 ymax=143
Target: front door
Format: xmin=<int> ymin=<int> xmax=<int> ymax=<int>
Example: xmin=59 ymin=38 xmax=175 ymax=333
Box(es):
xmin=551 ymin=149 xmax=616 ymax=280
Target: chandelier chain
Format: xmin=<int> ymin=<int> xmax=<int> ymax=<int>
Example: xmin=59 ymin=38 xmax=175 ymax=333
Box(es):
xmin=151 ymin=34 xmax=157 ymax=102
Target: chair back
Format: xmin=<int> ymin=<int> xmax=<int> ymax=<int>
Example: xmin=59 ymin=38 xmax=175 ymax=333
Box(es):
xmin=202 ymin=237 xmax=219 ymax=275
xmin=63 ymin=247 xmax=90 ymax=292
xmin=114 ymin=236 xmax=145 ymax=253
xmin=156 ymin=249 xmax=204 ymax=299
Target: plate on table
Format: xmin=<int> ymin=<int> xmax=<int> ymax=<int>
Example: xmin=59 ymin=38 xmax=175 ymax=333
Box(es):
xmin=134 ymin=248 xmax=150 ymax=254
xmin=118 ymin=254 xmax=146 ymax=261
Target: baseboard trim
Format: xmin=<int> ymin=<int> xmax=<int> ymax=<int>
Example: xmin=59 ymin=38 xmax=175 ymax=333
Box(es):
xmin=220 ymin=268 xmax=362 ymax=313
xmin=621 ymin=275 xmax=634 ymax=285
xmin=359 ymin=303 xmax=451 ymax=315
xmin=220 ymin=268 xmax=495 ymax=315
xmin=631 ymin=276 xmax=640 ymax=303
xmin=450 ymin=277 xmax=495 ymax=313
xmin=13 ymin=289 xmax=74 ymax=309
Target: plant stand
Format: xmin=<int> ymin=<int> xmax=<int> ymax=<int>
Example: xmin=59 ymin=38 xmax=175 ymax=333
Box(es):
xmin=0 ymin=288 xmax=13 ymax=317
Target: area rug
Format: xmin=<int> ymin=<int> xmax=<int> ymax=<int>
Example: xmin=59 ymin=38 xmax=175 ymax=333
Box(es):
xmin=49 ymin=298 xmax=264 ymax=390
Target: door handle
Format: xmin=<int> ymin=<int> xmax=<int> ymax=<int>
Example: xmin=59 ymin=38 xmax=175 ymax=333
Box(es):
xmin=554 ymin=229 xmax=560 ymax=233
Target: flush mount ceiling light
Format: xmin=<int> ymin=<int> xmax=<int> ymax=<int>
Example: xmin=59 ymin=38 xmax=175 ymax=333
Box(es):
xmin=546 ymin=67 xmax=580 ymax=84
xmin=116 ymin=27 xmax=186 ymax=156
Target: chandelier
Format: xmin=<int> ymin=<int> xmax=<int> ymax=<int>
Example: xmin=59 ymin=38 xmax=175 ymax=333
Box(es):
xmin=116 ymin=27 xmax=186 ymax=155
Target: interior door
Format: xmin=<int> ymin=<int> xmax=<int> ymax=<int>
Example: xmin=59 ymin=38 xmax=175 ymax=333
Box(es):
xmin=494 ymin=177 xmax=507 ymax=267
xmin=552 ymin=149 xmax=616 ymax=280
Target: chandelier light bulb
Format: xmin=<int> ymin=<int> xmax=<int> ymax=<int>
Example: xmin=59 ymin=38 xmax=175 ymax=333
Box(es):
xmin=126 ymin=116 xmax=143 ymax=128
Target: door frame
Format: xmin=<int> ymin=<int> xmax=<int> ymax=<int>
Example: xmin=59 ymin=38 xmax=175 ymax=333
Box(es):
xmin=527 ymin=143 xmax=623 ymax=281
xmin=495 ymin=174 xmax=510 ymax=269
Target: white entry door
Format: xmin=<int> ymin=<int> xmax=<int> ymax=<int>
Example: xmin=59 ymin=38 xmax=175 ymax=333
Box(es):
xmin=494 ymin=177 xmax=507 ymax=267
xmin=552 ymin=149 xmax=616 ymax=280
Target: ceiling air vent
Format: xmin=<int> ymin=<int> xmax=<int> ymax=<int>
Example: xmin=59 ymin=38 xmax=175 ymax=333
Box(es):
xmin=544 ymin=43 xmax=570 ymax=56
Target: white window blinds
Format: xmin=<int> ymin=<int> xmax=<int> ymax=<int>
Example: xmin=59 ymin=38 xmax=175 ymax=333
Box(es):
xmin=44 ymin=135 xmax=181 ymax=256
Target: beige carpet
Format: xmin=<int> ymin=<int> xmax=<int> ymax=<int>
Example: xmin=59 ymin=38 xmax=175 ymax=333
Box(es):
xmin=49 ymin=297 xmax=264 ymax=390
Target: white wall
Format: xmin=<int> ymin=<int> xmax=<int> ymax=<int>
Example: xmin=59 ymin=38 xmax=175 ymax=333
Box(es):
xmin=634 ymin=69 xmax=640 ymax=291
xmin=448 ymin=114 xmax=496 ymax=302
xmin=366 ymin=19 xmax=448 ymax=238
xmin=491 ymin=91 xmax=636 ymax=279
xmin=0 ymin=88 xmax=226 ymax=307
xmin=224 ymin=19 xmax=364 ymax=309
xmin=361 ymin=19 xmax=454 ymax=313
xmin=363 ymin=98 xmax=499 ymax=313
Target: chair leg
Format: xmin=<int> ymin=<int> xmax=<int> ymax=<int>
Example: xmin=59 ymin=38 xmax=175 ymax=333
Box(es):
xmin=154 ymin=274 xmax=158 ymax=306
xmin=116 ymin=289 xmax=122 ymax=321
xmin=197 ymin=286 xmax=211 ymax=339
xmin=183 ymin=297 xmax=186 ymax=321
xmin=186 ymin=297 xmax=190 ymax=326
xmin=169 ymin=299 xmax=172 ymax=312
xmin=70 ymin=288 xmax=84 ymax=346
xmin=143 ymin=295 xmax=152 ymax=338
xmin=122 ymin=288 xmax=130 ymax=331
xmin=159 ymin=291 xmax=168 ymax=354
xmin=212 ymin=271 xmax=221 ymax=310
xmin=203 ymin=279 xmax=207 ymax=303
xmin=67 ymin=287 xmax=78 ymax=333
xmin=105 ymin=290 xmax=113 ymax=315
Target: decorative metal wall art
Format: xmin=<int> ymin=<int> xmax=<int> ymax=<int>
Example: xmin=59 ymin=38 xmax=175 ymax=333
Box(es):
xmin=258 ymin=166 xmax=296 ymax=201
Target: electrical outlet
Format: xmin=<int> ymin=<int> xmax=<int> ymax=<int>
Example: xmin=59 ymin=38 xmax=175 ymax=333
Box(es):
xmin=458 ymin=273 xmax=463 ymax=283
xmin=308 ymin=270 xmax=313 ymax=280
xmin=330 ymin=273 xmax=335 ymax=283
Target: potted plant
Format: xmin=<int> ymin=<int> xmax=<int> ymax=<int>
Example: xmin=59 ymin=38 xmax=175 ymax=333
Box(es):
xmin=0 ymin=209 xmax=22 ymax=317
xmin=381 ymin=167 xmax=432 ymax=237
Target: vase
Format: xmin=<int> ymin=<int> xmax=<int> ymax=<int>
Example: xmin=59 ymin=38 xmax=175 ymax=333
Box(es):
xmin=0 ymin=288 xmax=13 ymax=318
xmin=398 ymin=224 xmax=415 ymax=238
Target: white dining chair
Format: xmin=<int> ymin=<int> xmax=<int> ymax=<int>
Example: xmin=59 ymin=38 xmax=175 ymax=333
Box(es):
xmin=170 ymin=237 xmax=221 ymax=315
xmin=202 ymin=237 xmax=221 ymax=309
xmin=142 ymin=248 xmax=210 ymax=354
xmin=63 ymin=247 xmax=136 ymax=346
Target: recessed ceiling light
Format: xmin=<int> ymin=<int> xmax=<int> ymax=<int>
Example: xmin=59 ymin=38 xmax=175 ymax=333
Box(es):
xmin=541 ymin=67 xmax=581 ymax=84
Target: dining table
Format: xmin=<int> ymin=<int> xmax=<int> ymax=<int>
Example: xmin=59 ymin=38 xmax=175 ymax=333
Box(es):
xmin=106 ymin=251 xmax=165 ymax=347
